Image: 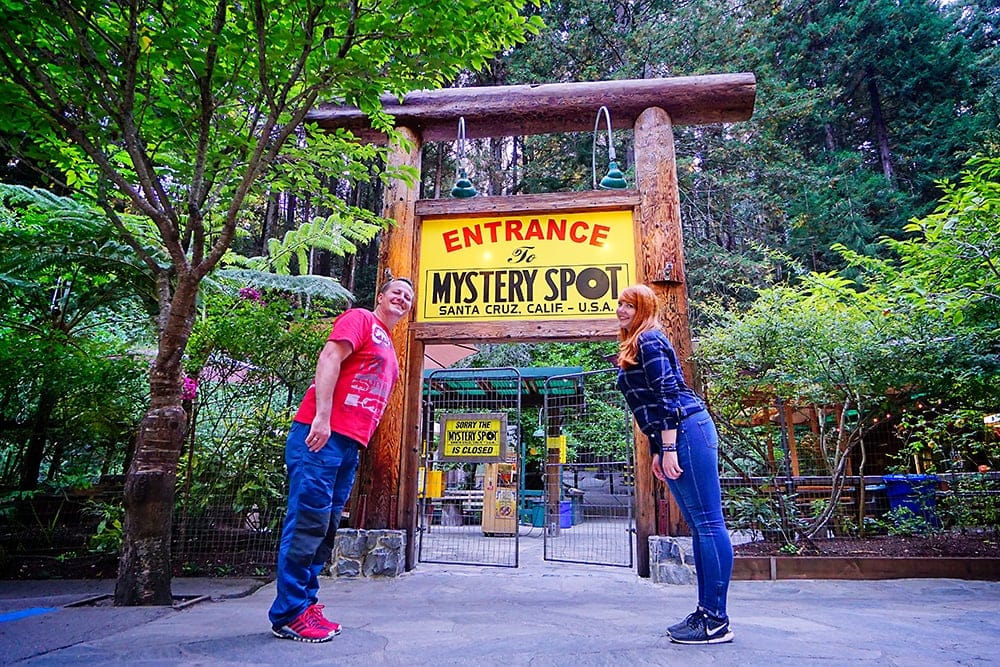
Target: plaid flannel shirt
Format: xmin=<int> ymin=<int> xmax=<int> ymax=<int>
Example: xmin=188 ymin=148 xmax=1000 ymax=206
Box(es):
xmin=617 ymin=329 xmax=705 ymax=454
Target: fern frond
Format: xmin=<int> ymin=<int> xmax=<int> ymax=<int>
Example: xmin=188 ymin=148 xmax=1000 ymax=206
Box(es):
xmin=246 ymin=209 xmax=386 ymax=275
xmin=214 ymin=268 xmax=353 ymax=303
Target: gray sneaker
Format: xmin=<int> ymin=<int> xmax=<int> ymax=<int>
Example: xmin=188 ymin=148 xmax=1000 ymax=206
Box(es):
xmin=668 ymin=611 xmax=734 ymax=645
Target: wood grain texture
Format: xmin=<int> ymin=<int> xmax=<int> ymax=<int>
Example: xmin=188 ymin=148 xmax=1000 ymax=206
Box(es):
xmin=359 ymin=128 xmax=421 ymax=533
xmin=633 ymin=107 xmax=695 ymax=547
xmin=308 ymin=74 xmax=756 ymax=143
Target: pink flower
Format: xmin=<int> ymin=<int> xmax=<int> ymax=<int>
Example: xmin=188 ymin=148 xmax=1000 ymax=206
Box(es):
xmin=181 ymin=376 xmax=198 ymax=401
xmin=239 ymin=287 xmax=263 ymax=302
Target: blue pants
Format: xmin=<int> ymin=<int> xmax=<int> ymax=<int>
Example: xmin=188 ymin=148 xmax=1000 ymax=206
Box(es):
xmin=664 ymin=408 xmax=733 ymax=619
xmin=268 ymin=421 xmax=361 ymax=628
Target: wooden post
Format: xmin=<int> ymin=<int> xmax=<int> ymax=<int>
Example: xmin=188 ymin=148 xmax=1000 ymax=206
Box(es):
xmin=784 ymin=403 xmax=801 ymax=477
xmin=633 ymin=107 xmax=695 ymax=568
xmin=634 ymin=107 xmax=694 ymax=376
xmin=355 ymin=129 xmax=422 ymax=541
xmin=544 ymin=408 xmax=564 ymax=536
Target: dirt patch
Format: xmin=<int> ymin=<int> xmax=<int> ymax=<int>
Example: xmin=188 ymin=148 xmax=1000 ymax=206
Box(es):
xmin=2 ymin=553 xmax=120 ymax=580
xmin=733 ymin=531 xmax=998 ymax=558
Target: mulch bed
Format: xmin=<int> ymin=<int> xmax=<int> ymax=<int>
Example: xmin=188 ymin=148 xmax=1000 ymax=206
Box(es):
xmin=733 ymin=531 xmax=998 ymax=558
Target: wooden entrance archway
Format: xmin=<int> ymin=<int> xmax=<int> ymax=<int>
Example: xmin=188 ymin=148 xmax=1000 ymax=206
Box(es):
xmin=307 ymin=74 xmax=757 ymax=575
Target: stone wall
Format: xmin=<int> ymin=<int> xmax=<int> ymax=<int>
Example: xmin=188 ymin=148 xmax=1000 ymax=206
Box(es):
xmin=648 ymin=535 xmax=695 ymax=585
xmin=332 ymin=529 xmax=406 ymax=578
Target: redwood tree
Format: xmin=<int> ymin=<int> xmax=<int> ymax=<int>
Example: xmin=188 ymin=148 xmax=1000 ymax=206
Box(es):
xmin=0 ymin=0 xmax=540 ymax=605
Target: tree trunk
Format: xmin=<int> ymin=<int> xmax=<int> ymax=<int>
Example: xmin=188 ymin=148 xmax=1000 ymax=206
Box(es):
xmin=45 ymin=437 xmax=65 ymax=482
xmin=115 ymin=278 xmax=198 ymax=606
xmin=867 ymin=67 xmax=894 ymax=183
xmin=18 ymin=389 xmax=57 ymax=490
xmin=113 ymin=405 xmax=185 ymax=606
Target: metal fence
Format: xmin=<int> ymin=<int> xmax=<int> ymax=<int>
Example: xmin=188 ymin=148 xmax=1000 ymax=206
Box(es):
xmin=541 ymin=369 xmax=635 ymax=568
xmin=171 ymin=359 xmax=290 ymax=576
xmin=417 ymin=368 xmax=522 ymax=568
xmin=719 ymin=471 xmax=1000 ymax=541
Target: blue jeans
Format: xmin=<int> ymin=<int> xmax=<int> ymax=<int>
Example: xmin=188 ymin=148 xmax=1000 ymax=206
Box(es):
xmin=664 ymin=408 xmax=733 ymax=619
xmin=268 ymin=421 xmax=361 ymax=628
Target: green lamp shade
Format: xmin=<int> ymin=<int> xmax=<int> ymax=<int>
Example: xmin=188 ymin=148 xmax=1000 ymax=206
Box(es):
xmin=450 ymin=168 xmax=478 ymax=198
xmin=599 ymin=161 xmax=627 ymax=190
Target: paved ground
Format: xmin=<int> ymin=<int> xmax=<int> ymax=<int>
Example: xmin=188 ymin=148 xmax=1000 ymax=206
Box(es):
xmin=2 ymin=534 xmax=998 ymax=666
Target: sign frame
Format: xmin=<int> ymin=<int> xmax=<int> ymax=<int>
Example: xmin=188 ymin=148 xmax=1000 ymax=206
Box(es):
xmin=417 ymin=207 xmax=636 ymax=324
xmin=409 ymin=191 xmax=642 ymax=345
xmin=437 ymin=412 xmax=508 ymax=462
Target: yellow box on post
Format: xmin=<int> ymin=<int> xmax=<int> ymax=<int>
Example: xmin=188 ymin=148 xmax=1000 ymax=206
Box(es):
xmin=419 ymin=468 xmax=444 ymax=498
xmin=547 ymin=435 xmax=567 ymax=463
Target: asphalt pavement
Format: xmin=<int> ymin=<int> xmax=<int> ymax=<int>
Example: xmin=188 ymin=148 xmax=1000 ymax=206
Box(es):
xmin=1 ymin=533 xmax=998 ymax=666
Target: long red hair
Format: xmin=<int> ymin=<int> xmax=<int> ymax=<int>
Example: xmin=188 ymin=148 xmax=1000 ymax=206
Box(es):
xmin=617 ymin=284 xmax=661 ymax=368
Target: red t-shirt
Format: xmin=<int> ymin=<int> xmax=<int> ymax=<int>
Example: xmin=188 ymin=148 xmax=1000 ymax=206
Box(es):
xmin=293 ymin=309 xmax=399 ymax=446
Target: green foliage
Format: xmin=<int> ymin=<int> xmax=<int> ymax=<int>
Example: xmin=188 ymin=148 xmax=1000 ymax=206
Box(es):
xmin=494 ymin=0 xmax=998 ymax=282
xmin=555 ymin=371 xmax=632 ymax=463
xmin=832 ymin=156 xmax=1000 ymax=414
xmin=881 ymin=506 xmax=939 ymax=537
xmin=701 ymin=157 xmax=1000 ymax=440
xmin=0 ymin=0 xmax=546 ymax=415
xmin=2 ymin=0 xmax=544 ymax=586
xmin=698 ymin=275 xmax=898 ymax=422
xmin=778 ymin=542 xmax=801 ymax=555
xmin=83 ymin=500 xmax=124 ymax=554
xmin=938 ymin=473 xmax=1000 ymax=533
xmin=0 ymin=0 xmax=543 ymax=232
xmin=0 ymin=185 xmax=152 ymax=489
xmin=464 ymin=345 xmax=627 ymax=461
xmin=891 ymin=408 xmax=989 ymax=475
xmin=223 ymin=212 xmax=384 ymax=278
xmin=211 ymin=269 xmax=353 ymax=304
xmin=723 ymin=486 xmax=803 ymax=544
xmin=684 ymin=240 xmax=786 ymax=325
xmin=767 ymin=0 xmax=988 ymax=235
xmin=0 ymin=185 xmax=158 ymax=315
xmin=186 ymin=289 xmax=334 ymax=392
xmin=466 ymin=341 xmax=617 ymax=372
xmin=877 ymin=156 xmax=1000 ymax=323
xmin=177 ymin=404 xmax=289 ymax=533
xmin=177 ymin=287 xmax=339 ymax=542
xmin=703 ymin=154 xmax=1000 ymax=537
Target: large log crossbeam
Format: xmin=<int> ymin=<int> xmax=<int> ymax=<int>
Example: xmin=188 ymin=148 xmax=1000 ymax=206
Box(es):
xmin=307 ymin=73 xmax=756 ymax=142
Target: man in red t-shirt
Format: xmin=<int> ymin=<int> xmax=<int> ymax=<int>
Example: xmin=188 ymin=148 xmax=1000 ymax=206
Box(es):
xmin=269 ymin=278 xmax=414 ymax=643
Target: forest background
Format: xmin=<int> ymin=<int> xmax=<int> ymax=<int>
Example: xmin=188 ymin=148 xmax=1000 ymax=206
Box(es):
xmin=0 ymin=0 xmax=997 ymax=590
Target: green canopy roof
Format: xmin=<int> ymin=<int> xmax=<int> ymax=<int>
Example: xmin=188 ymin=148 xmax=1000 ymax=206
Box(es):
xmin=422 ymin=367 xmax=585 ymax=408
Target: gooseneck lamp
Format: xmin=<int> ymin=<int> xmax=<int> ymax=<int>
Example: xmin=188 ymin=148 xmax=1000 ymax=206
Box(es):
xmin=450 ymin=116 xmax=478 ymax=198
xmin=593 ymin=105 xmax=628 ymax=190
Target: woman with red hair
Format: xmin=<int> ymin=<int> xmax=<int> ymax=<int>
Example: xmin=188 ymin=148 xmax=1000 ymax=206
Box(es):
xmin=616 ymin=284 xmax=734 ymax=645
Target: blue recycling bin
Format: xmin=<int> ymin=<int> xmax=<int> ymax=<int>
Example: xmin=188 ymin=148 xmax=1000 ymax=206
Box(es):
xmin=559 ymin=500 xmax=572 ymax=528
xmin=882 ymin=474 xmax=939 ymax=526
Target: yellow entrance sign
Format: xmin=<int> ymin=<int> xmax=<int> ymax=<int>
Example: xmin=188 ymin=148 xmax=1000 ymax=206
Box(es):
xmin=438 ymin=413 xmax=507 ymax=461
xmin=418 ymin=208 xmax=635 ymax=322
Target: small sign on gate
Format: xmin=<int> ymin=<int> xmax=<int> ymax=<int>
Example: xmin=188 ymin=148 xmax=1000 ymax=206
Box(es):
xmin=438 ymin=413 xmax=507 ymax=462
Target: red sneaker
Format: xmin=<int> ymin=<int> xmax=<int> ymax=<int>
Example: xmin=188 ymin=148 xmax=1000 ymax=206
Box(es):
xmin=308 ymin=604 xmax=342 ymax=636
xmin=271 ymin=605 xmax=336 ymax=642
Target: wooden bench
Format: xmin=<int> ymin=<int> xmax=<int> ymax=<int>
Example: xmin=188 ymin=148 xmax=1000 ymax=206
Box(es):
xmin=425 ymin=489 xmax=485 ymax=527
xmin=443 ymin=488 xmax=484 ymax=513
